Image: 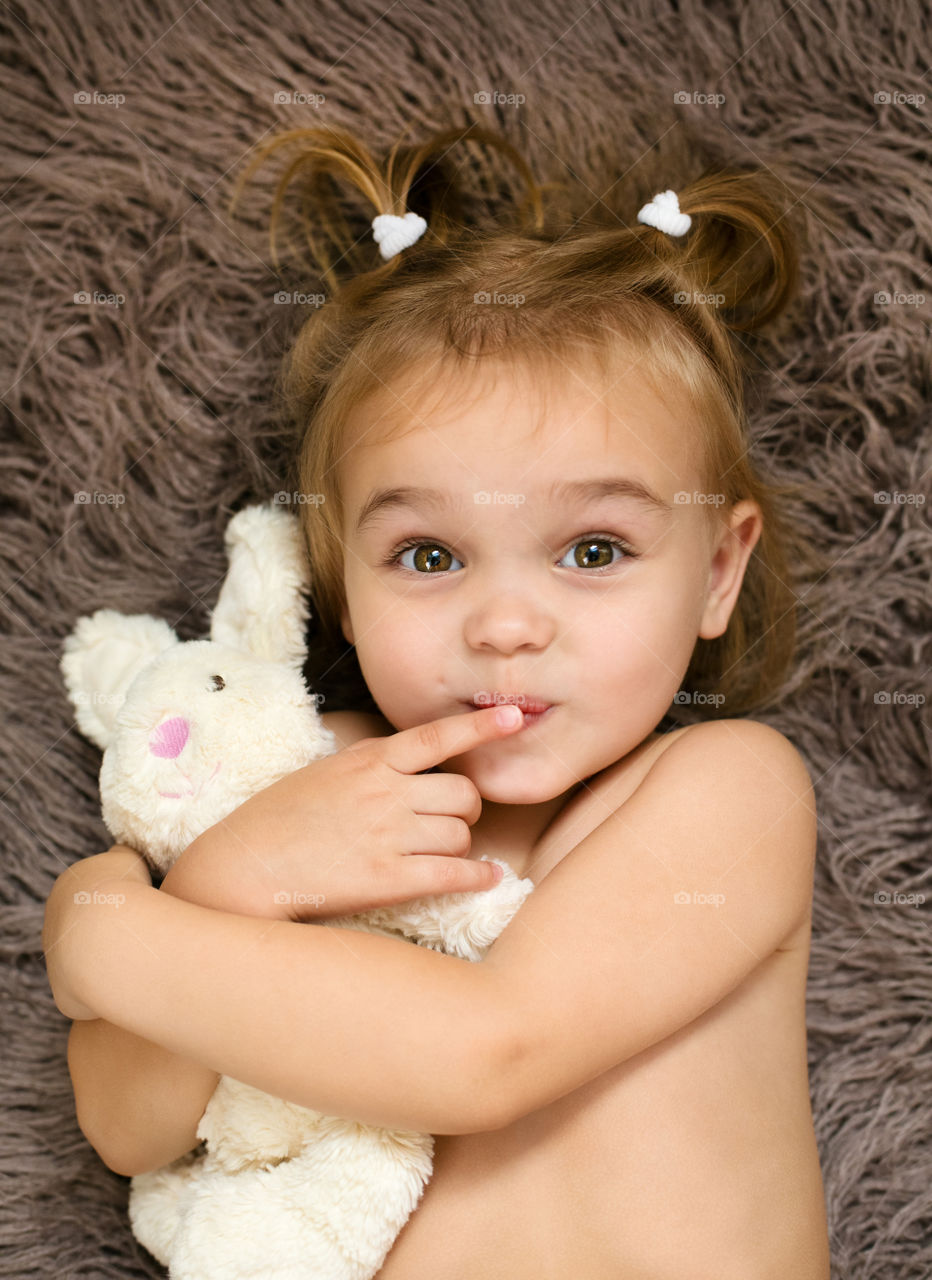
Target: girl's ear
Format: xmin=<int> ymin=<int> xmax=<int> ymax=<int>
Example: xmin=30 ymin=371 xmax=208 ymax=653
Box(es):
xmin=698 ymin=500 xmax=763 ymax=640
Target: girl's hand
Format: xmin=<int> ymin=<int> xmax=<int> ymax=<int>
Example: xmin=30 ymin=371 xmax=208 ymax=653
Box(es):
xmin=42 ymin=846 xmax=152 ymax=1020
xmin=162 ymin=704 xmax=526 ymax=922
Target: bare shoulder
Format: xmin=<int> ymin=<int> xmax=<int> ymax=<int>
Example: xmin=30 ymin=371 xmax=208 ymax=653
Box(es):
xmin=319 ymin=709 xmax=394 ymax=750
xmin=655 ymin=717 xmax=814 ymax=793
xmin=643 ymin=717 xmax=816 ymax=829
xmin=634 ymin=717 xmax=817 ymax=936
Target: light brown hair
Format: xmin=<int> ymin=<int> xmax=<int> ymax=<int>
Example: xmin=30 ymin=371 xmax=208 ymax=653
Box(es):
xmin=231 ymin=123 xmax=824 ymax=717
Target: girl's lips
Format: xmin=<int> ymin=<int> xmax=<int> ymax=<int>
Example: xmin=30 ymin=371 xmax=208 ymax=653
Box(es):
xmin=516 ymin=704 xmax=554 ymax=729
xmin=461 ymin=701 xmax=556 ymax=727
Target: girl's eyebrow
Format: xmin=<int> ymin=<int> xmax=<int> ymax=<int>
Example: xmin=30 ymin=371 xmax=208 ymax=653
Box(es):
xmin=354 ymin=477 xmax=672 ymax=536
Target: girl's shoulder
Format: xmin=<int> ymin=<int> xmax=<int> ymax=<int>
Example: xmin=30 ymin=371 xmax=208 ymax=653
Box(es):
xmin=648 ymin=716 xmax=812 ymax=789
xmin=632 ymin=719 xmax=817 ymax=850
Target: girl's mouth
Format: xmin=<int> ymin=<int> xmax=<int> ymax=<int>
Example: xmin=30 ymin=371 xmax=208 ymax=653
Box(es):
xmin=516 ymin=705 xmax=554 ymax=729
xmin=462 ymin=696 xmax=555 ymax=728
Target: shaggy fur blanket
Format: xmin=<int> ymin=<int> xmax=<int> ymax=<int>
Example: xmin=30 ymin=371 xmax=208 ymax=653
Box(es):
xmin=1 ymin=0 xmax=929 ymax=1275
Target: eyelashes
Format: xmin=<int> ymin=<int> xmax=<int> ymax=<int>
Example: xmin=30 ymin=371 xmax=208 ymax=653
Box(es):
xmin=380 ymin=533 xmax=640 ymax=575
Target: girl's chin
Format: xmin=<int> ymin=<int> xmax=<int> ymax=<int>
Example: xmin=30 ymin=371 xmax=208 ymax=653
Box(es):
xmin=468 ymin=766 xmax=571 ymax=807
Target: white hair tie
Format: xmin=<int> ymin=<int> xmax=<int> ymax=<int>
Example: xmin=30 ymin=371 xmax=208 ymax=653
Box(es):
xmin=371 ymin=211 xmax=428 ymax=261
xmin=636 ymin=189 xmax=691 ymax=237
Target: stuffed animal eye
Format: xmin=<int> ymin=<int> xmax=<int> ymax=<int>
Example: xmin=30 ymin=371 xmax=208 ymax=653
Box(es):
xmin=209 ymin=674 xmax=225 ymax=691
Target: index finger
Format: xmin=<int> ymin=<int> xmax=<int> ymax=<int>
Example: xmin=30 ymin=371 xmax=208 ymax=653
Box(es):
xmin=372 ymin=704 xmax=525 ymax=775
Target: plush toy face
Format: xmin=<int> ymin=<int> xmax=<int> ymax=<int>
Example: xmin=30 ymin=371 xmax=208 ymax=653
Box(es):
xmin=97 ymin=640 xmax=335 ymax=873
xmin=61 ymin=504 xmax=338 ymax=876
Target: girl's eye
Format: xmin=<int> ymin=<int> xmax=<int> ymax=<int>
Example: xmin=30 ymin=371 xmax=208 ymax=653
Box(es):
xmin=390 ymin=543 xmax=464 ymax=573
xmin=383 ymin=535 xmax=636 ymax=574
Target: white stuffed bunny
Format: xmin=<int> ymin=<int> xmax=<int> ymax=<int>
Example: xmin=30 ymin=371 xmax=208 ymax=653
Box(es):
xmin=60 ymin=501 xmax=534 ymax=1280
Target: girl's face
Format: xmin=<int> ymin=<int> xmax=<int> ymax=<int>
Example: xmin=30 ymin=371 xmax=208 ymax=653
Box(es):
xmin=336 ymin=353 xmax=761 ymax=803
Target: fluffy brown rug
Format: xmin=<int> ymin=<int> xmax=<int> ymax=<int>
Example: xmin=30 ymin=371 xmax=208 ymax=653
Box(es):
xmin=1 ymin=0 xmax=929 ymax=1276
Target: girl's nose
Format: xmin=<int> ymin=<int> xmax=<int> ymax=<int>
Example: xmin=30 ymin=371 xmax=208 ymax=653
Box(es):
xmin=149 ymin=716 xmax=190 ymax=759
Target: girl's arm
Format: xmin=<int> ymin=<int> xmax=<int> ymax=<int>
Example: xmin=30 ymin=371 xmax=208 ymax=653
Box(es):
xmin=52 ymin=711 xmax=400 ymax=1176
xmin=52 ymin=717 xmax=814 ymax=1176
xmin=59 ymin=882 xmax=512 ymax=1147
xmin=45 ymin=844 xmax=220 ymax=1175
xmin=68 ymin=1019 xmax=219 ymax=1176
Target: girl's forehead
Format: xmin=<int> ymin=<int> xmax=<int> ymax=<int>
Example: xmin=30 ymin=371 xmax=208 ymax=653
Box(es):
xmin=341 ymin=350 xmax=697 ymax=471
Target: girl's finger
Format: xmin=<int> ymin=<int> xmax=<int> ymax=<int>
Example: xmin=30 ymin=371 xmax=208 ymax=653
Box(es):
xmin=397 ymin=852 xmax=505 ymax=897
xmin=372 ymin=705 xmax=525 ymax=776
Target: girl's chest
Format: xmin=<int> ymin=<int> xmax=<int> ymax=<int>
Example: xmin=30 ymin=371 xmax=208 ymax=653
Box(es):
xmin=375 ymin=927 xmax=824 ymax=1280
xmin=375 ymin=727 xmax=826 ymax=1278
xmin=499 ymin=726 xmax=693 ymax=886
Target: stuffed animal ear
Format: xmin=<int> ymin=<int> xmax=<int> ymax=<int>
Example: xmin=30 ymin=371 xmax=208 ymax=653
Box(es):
xmin=209 ymin=503 xmax=312 ymax=667
xmin=61 ymin=611 xmax=180 ymax=751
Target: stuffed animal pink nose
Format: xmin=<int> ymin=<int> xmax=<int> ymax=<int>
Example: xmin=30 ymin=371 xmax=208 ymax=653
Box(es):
xmin=149 ymin=716 xmax=190 ymax=759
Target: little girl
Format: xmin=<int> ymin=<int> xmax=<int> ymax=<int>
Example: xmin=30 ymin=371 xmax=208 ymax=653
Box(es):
xmin=44 ymin=123 xmax=832 ymax=1277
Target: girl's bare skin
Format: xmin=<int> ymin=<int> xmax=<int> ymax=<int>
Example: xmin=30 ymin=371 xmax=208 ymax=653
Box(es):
xmin=367 ymin=715 xmax=829 ymax=1279
xmin=46 ymin=351 xmax=831 ymax=1278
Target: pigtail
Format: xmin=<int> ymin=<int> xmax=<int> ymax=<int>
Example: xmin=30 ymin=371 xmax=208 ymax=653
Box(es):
xmin=628 ymin=164 xmax=817 ymax=714
xmin=632 ymin=165 xmax=809 ymax=341
xmin=229 ymin=123 xmax=546 ymax=294
xmin=229 ymin=119 xmax=824 ymax=719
